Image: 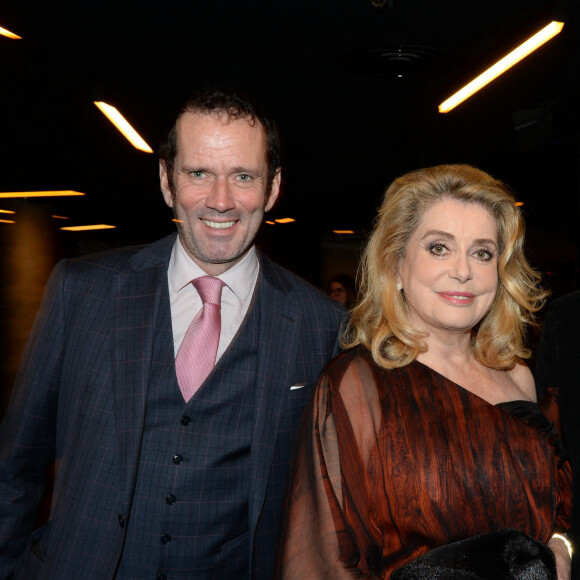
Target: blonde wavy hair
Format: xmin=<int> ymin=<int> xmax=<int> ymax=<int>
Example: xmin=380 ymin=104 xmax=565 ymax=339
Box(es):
xmin=342 ymin=164 xmax=548 ymax=370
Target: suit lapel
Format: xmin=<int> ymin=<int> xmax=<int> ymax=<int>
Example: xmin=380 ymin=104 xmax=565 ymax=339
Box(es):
xmin=248 ymin=256 xmax=301 ymax=541
xmin=111 ymin=234 xmax=175 ymax=511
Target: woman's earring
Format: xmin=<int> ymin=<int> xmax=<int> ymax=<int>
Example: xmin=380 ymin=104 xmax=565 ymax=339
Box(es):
xmin=396 ymin=281 xmax=402 ymax=292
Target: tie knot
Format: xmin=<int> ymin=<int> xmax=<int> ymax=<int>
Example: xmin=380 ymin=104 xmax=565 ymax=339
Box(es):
xmin=192 ymin=276 xmax=225 ymax=307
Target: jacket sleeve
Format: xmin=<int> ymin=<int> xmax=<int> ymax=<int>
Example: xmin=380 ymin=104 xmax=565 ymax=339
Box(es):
xmin=535 ymin=301 xmax=561 ymax=400
xmin=0 ymin=260 xmax=68 ymax=578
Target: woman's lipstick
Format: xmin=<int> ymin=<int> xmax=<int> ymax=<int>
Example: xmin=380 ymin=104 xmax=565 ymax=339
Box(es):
xmin=437 ymin=292 xmax=475 ymax=305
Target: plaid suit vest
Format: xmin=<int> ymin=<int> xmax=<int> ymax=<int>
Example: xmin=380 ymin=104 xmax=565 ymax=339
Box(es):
xmin=116 ymin=286 xmax=259 ymax=579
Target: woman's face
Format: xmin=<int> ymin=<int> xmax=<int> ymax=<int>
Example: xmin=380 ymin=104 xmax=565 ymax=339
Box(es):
xmin=397 ymin=199 xmax=499 ymax=338
xmin=329 ymin=282 xmax=348 ymax=305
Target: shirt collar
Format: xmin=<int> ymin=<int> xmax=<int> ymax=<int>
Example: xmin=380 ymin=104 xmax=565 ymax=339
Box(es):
xmin=169 ymin=237 xmax=259 ymax=303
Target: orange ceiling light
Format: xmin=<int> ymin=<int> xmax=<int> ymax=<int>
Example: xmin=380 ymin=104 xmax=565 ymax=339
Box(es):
xmin=274 ymin=218 xmax=296 ymax=224
xmin=0 ymin=190 xmax=85 ymax=198
xmin=60 ymin=224 xmax=116 ymax=231
xmin=0 ymin=218 xmax=15 ymax=224
xmin=439 ymin=21 xmax=564 ymax=113
xmin=94 ymin=101 xmax=153 ymax=153
xmin=332 ymin=230 xmax=354 ymax=234
xmin=0 ymin=26 xmax=21 ymax=39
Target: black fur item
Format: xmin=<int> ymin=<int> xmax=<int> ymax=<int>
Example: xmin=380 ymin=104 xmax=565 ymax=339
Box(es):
xmin=391 ymin=529 xmax=556 ymax=580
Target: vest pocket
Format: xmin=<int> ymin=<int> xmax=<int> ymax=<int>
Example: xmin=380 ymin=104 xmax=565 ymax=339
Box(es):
xmin=26 ymin=524 xmax=49 ymax=563
xmin=219 ymin=529 xmax=249 ymax=553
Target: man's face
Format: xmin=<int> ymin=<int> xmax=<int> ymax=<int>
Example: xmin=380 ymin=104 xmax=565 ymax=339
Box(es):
xmin=160 ymin=111 xmax=280 ymax=275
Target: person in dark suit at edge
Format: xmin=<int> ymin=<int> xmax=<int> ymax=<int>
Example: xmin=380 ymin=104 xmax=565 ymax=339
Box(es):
xmin=536 ymin=290 xmax=580 ymax=579
xmin=0 ymin=85 xmax=344 ymax=580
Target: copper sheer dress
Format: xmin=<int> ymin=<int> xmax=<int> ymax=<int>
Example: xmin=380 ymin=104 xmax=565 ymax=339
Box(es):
xmin=276 ymin=348 xmax=572 ymax=579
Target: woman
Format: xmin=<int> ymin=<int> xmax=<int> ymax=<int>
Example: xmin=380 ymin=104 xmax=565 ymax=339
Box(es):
xmin=276 ymin=165 xmax=572 ymax=579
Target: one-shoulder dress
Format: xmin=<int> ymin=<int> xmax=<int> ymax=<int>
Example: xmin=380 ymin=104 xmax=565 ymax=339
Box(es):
xmin=275 ymin=348 xmax=572 ymax=579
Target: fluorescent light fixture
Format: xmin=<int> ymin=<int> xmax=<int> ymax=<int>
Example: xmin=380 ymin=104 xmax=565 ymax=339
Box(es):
xmin=0 ymin=219 xmax=15 ymax=224
xmin=60 ymin=224 xmax=116 ymax=231
xmin=0 ymin=26 xmax=21 ymax=39
xmin=275 ymin=218 xmax=296 ymax=224
xmin=94 ymin=101 xmax=153 ymax=153
xmin=439 ymin=21 xmax=564 ymax=113
xmin=265 ymin=220 xmax=276 ymax=225
xmin=333 ymin=230 xmax=354 ymax=234
xmin=51 ymin=215 xmax=69 ymax=219
xmin=0 ymin=190 xmax=85 ymax=198
xmin=0 ymin=209 xmax=15 ymax=214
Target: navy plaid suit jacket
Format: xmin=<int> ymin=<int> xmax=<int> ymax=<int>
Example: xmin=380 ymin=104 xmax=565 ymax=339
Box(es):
xmin=0 ymin=233 xmax=344 ymax=579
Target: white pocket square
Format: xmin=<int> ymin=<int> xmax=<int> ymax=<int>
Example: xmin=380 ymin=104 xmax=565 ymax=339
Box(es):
xmin=290 ymin=383 xmax=307 ymax=390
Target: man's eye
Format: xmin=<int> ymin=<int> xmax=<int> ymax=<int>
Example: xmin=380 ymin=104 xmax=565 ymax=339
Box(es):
xmin=238 ymin=174 xmax=251 ymax=182
xmin=190 ymin=170 xmax=205 ymax=178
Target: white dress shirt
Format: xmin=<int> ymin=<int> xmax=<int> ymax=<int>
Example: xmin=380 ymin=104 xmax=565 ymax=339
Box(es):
xmin=168 ymin=237 xmax=260 ymax=363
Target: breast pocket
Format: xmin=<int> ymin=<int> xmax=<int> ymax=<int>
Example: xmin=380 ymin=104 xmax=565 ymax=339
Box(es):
xmin=281 ymin=382 xmax=314 ymax=437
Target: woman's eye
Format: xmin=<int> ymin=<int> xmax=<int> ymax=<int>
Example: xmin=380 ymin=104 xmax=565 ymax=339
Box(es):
xmin=429 ymin=243 xmax=448 ymax=255
xmin=474 ymin=249 xmax=492 ymax=260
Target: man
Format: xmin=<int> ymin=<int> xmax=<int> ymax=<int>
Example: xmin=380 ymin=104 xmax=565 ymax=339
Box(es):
xmin=0 ymin=86 xmax=344 ymax=579
xmin=535 ymin=291 xmax=580 ymax=579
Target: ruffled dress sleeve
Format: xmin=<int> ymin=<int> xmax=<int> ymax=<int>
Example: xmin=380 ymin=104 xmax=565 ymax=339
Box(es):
xmin=275 ymin=351 xmax=385 ymax=579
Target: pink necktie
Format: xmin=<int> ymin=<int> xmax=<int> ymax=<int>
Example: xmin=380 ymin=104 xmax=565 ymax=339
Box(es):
xmin=175 ymin=276 xmax=226 ymax=402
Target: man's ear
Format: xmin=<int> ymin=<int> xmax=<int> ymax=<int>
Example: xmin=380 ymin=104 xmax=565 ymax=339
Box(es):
xmin=265 ymin=168 xmax=282 ymax=212
xmin=159 ymin=160 xmax=174 ymax=208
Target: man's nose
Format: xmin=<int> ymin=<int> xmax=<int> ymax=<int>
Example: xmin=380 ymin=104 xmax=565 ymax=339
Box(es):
xmin=206 ymin=178 xmax=235 ymax=212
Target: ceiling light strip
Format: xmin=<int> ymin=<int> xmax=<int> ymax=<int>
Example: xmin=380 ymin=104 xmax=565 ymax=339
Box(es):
xmin=60 ymin=224 xmax=116 ymax=231
xmin=439 ymin=21 xmax=564 ymax=113
xmin=0 ymin=26 xmax=21 ymax=39
xmin=94 ymin=101 xmax=153 ymax=153
xmin=0 ymin=191 xmax=85 ymax=198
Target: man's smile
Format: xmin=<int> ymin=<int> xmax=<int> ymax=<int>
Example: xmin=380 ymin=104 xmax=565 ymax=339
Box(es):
xmin=200 ymin=218 xmax=237 ymax=230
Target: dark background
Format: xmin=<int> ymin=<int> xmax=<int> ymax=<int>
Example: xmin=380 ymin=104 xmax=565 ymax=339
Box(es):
xmin=1 ymin=0 xmax=579 ymax=413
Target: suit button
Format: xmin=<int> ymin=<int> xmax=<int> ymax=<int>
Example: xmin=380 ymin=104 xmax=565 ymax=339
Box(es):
xmin=172 ymin=454 xmax=183 ymax=465
xmin=165 ymin=494 xmax=177 ymax=505
xmin=160 ymin=533 xmax=172 ymax=545
xmin=180 ymin=415 xmax=191 ymax=426
xmin=156 ymin=575 xmax=167 ymax=580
